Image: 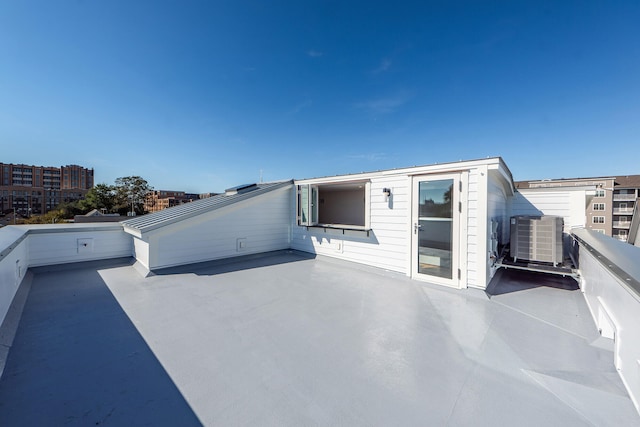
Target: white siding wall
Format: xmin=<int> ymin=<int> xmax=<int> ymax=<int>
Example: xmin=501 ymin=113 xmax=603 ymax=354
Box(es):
xmin=28 ymin=228 xmax=133 ymax=267
xmin=487 ymin=170 xmax=510 ymax=283
xmin=511 ymin=188 xmax=588 ymax=233
xmin=291 ymin=175 xmax=410 ymax=273
xmin=150 ymin=186 xmax=292 ymax=270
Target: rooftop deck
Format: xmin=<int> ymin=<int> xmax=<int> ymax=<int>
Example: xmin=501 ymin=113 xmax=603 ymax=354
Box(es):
xmin=0 ymin=251 xmax=637 ymax=426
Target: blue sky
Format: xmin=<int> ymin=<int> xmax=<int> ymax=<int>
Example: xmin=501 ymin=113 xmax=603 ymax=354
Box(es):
xmin=1 ymin=1 xmax=638 ymax=193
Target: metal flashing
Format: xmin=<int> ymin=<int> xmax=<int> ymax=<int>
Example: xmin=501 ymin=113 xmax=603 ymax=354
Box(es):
xmin=572 ymin=228 xmax=640 ymax=300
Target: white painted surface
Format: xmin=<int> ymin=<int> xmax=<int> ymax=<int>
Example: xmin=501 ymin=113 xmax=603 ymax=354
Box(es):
xmin=0 ymin=224 xmax=132 ymax=327
xmin=577 ymin=230 xmax=640 ymax=414
xmin=6 ymin=252 xmax=636 ymax=425
xmin=466 ymin=169 xmax=480 ymax=288
xmin=132 ymin=238 xmax=150 ymax=271
xmin=28 ymin=227 xmax=132 ymax=267
xmin=292 ymin=175 xmax=410 ymax=273
xmin=0 ymin=229 xmax=28 ymax=328
xmin=292 ymin=158 xmax=514 ymax=290
xmin=149 ymin=186 xmax=292 ymax=270
xmin=511 ymin=187 xmax=589 ymax=233
xmin=486 ymin=169 xmax=511 ymax=282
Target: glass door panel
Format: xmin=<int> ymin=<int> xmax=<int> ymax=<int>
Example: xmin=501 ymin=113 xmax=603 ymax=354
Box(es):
xmin=417 ymin=179 xmax=453 ymax=279
xmin=412 ymin=173 xmax=460 ymax=287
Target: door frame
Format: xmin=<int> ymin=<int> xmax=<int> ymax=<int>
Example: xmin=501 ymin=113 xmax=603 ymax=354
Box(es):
xmin=410 ymin=172 xmax=467 ymax=288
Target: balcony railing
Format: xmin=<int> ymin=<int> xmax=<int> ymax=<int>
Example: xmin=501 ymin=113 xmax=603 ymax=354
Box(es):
xmin=613 ymin=221 xmax=631 ymax=229
xmin=613 ymin=208 xmax=634 ymax=215
xmin=614 ymin=194 xmax=637 ymax=201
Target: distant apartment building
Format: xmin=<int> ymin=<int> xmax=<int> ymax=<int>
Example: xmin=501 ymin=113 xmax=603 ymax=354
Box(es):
xmin=144 ymin=190 xmax=203 ymax=213
xmin=515 ymin=175 xmax=640 ymax=242
xmin=612 ymin=176 xmax=640 ymax=242
xmin=0 ymin=163 xmax=94 ymax=216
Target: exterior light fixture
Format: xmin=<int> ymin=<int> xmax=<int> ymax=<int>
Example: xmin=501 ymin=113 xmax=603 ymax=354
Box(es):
xmin=382 ymin=188 xmax=391 ymax=201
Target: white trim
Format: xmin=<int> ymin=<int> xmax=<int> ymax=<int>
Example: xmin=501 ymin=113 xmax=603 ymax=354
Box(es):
xmin=459 ymin=171 xmax=469 ymax=288
xmin=476 ymin=165 xmax=489 ymax=289
xmin=410 ymin=172 xmax=462 ymax=288
xmin=364 ymin=181 xmax=371 ymax=230
xmin=295 ymin=157 xmax=508 ymax=185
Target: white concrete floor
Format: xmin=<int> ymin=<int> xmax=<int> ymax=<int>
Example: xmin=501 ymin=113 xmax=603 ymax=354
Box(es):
xmin=0 ymin=251 xmax=638 ymax=426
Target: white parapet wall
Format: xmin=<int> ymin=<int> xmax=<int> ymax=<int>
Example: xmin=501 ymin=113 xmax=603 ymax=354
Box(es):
xmin=0 ymin=224 xmax=133 ymax=329
xmin=0 ymin=227 xmax=30 ymax=335
xmin=572 ymin=228 xmax=640 ymax=415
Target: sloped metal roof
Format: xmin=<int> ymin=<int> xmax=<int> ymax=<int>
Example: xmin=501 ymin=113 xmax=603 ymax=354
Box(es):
xmin=122 ymin=180 xmax=292 ymax=234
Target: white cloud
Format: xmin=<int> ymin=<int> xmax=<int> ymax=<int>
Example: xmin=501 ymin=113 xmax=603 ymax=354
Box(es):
xmin=287 ymin=100 xmax=312 ymax=115
xmin=307 ymin=50 xmax=323 ymax=57
xmin=373 ymin=58 xmax=391 ymax=73
xmin=355 ymin=92 xmax=412 ymax=114
xmin=347 ymin=152 xmax=388 ymax=161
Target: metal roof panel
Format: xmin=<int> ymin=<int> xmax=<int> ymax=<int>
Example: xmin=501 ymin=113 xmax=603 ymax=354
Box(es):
xmin=122 ymin=180 xmax=292 ymax=234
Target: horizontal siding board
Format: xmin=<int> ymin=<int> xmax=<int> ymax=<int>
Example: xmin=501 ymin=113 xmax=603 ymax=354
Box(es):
xmin=291 ymin=174 xmax=410 ymax=274
xmin=291 ymin=160 xmax=513 ymax=286
xmin=151 ymin=187 xmax=292 ymax=269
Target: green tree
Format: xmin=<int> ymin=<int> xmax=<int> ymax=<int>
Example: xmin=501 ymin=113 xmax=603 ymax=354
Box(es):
xmin=114 ymin=176 xmax=152 ymax=216
xmin=20 ymin=209 xmax=68 ymax=224
xmin=80 ymin=183 xmax=116 ymax=213
xmin=57 ymin=201 xmax=84 ymax=218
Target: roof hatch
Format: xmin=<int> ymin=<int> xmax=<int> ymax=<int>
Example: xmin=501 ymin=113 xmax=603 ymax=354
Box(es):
xmin=225 ymin=183 xmax=258 ymax=196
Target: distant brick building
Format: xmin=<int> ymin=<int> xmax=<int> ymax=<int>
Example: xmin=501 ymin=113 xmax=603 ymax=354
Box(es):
xmin=144 ymin=190 xmax=204 ymax=213
xmin=0 ymin=163 xmax=94 ymax=216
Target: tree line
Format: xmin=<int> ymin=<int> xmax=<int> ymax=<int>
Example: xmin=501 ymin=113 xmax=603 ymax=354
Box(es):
xmin=20 ymin=176 xmax=152 ymax=224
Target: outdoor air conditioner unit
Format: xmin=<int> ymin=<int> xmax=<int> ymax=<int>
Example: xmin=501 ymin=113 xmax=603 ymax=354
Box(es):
xmin=510 ymin=215 xmax=563 ymax=266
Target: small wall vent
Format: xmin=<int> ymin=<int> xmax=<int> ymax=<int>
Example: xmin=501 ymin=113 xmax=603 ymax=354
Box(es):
xmin=77 ymin=238 xmax=94 ymax=254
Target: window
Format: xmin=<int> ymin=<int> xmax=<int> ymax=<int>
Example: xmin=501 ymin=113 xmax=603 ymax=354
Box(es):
xmin=593 ymin=216 xmax=605 ymax=224
xmin=593 ymin=203 xmax=605 ymax=211
xmin=619 ymin=203 xmax=628 ymax=210
xmin=594 ymin=229 xmax=606 ymax=234
xmin=297 ymin=185 xmax=318 ymax=226
xmin=595 ymin=189 xmax=605 ymax=198
xmin=619 ymin=216 xmax=628 ymax=223
xmin=297 ymin=181 xmax=370 ymax=229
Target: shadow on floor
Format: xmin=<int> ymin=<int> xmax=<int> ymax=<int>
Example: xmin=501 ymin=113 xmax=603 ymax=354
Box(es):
xmin=0 ymin=262 xmax=202 ymax=426
xmin=151 ymin=249 xmax=316 ymax=277
xmin=486 ymin=267 xmax=579 ymax=296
